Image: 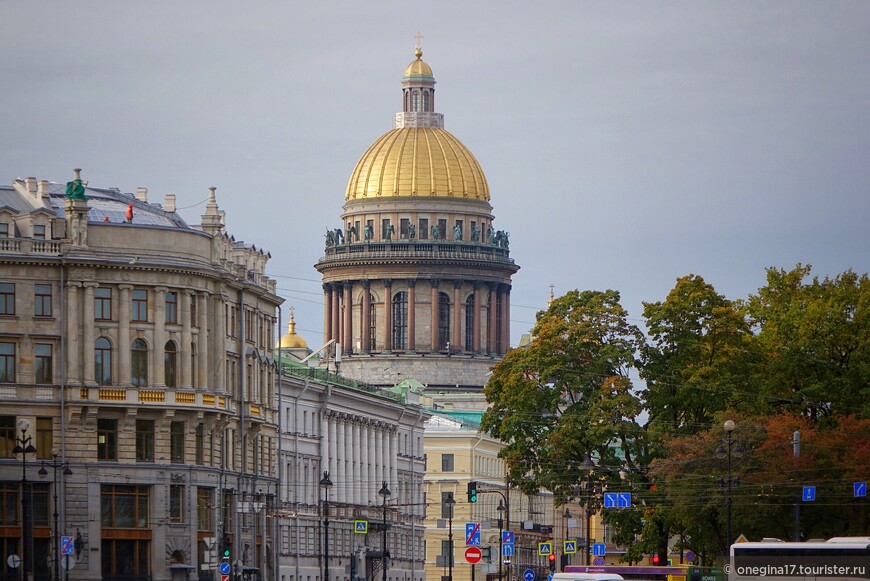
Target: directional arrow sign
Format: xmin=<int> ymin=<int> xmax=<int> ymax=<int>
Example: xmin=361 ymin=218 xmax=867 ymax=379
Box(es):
xmin=61 ymin=536 xmax=74 ymax=556
xmin=603 ymin=493 xmax=618 ymax=508
xmin=523 ymin=568 xmax=536 ymax=581
xmin=617 ymin=493 xmax=632 ymax=508
xmin=855 ymin=482 xmax=867 ymax=498
xmin=502 ymin=544 xmax=514 ymax=557
xmin=593 ymin=543 xmax=606 ymax=557
xmin=802 ymin=486 xmax=816 ymax=502
xmin=502 ymin=531 xmax=514 ymax=544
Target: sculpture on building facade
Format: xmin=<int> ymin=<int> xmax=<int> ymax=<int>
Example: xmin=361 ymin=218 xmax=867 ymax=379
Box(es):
xmin=453 ymin=224 xmax=462 ymax=241
xmin=431 ymin=224 xmax=441 ymax=240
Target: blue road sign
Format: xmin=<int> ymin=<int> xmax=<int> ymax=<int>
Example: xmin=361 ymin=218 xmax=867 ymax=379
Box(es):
xmin=466 ymin=522 xmax=481 ymax=546
xmin=220 ymin=562 xmax=231 ymax=575
xmin=503 ymin=530 xmax=515 ymax=544
xmin=617 ymin=492 xmax=632 ymax=508
xmin=603 ymin=493 xmax=618 ymax=508
xmin=564 ymin=540 xmax=577 ymax=554
xmin=685 ymin=550 xmax=696 ymax=562
xmin=502 ymin=544 xmax=514 ymax=557
xmin=802 ymin=486 xmax=816 ymax=502
xmin=855 ymin=482 xmax=867 ymax=498
xmin=354 ymin=520 xmax=368 ymax=534
xmin=538 ymin=542 xmax=552 ymax=556
xmin=523 ymin=568 xmax=536 ymax=581
xmin=593 ymin=543 xmax=606 ymax=557
xmin=61 ymin=536 xmax=74 ymax=556
xmin=548 ymin=574 xmax=554 ymax=581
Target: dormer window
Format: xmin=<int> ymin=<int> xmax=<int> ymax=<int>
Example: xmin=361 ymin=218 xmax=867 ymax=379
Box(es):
xmin=0 ymin=224 xmax=8 ymax=238
xmin=33 ymin=225 xmax=46 ymax=239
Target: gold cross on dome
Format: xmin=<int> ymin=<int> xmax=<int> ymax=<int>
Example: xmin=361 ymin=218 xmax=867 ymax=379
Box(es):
xmin=414 ymin=31 xmax=424 ymax=50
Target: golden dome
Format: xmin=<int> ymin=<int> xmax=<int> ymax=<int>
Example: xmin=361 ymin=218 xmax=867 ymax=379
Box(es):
xmin=345 ymin=127 xmax=490 ymax=201
xmin=277 ymin=311 xmax=308 ymax=349
xmin=404 ymin=47 xmax=433 ymax=79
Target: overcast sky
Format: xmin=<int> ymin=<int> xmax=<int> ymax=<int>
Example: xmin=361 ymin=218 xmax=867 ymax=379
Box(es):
xmin=2 ymin=1 xmax=867 ymax=347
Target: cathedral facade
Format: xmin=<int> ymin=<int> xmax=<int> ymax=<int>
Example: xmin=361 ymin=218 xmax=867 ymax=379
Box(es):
xmin=316 ymin=45 xmax=519 ymax=390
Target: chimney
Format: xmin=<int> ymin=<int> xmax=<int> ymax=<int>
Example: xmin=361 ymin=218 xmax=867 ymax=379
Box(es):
xmin=25 ymin=177 xmax=37 ymax=197
xmin=164 ymin=194 xmax=176 ymax=213
xmin=135 ymin=187 xmax=148 ymax=202
xmin=38 ymin=180 xmax=51 ymax=203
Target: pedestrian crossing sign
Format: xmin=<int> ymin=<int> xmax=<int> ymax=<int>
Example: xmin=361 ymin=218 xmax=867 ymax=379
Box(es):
xmin=354 ymin=520 xmax=368 ymax=534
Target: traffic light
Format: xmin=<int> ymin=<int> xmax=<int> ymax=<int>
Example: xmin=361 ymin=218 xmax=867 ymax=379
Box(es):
xmin=652 ymin=554 xmax=660 ymax=565
xmin=467 ymin=481 xmax=478 ymax=503
xmin=548 ymin=553 xmax=556 ymax=572
xmin=221 ymin=532 xmax=230 ymax=561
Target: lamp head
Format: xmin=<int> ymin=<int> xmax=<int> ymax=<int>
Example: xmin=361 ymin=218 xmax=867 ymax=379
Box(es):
xmin=378 ymin=481 xmax=391 ymax=498
xmin=724 ymin=419 xmax=736 ymax=433
xmin=320 ymin=471 xmax=334 ymax=489
xmin=17 ymin=418 xmax=30 ymax=433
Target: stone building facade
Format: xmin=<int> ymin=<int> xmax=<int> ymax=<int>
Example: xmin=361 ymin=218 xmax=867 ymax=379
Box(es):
xmin=0 ymin=173 xmax=280 ymax=581
xmin=316 ymin=44 xmax=519 ymax=391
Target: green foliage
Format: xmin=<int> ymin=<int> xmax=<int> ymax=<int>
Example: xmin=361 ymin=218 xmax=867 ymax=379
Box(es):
xmin=481 ymin=289 xmax=647 ymax=501
xmin=641 ymin=274 xmax=753 ymax=438
xmin=746 ymin=265 xmax=869 ymax=420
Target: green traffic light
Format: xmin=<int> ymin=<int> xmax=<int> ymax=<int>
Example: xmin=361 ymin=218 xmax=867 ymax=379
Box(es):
xmin=223 ymin=550 xmax=230 ymax=557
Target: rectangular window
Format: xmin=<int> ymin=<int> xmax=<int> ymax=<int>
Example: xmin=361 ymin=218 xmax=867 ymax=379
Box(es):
xmin=190 ymin=294 xmax=197 ymax=326
xmin=132 ymin=289 xmax=148 ymax=322
xmin=441 ymin=453 xmax=454 ymax=472
xmin=35 ymin=343 xmax=52 ymax=384
xmin=98 ymin=418 xmax=118 ymax=461
xmin=136 ymin=419 xmax=154 ymax=462
xmin=418 ymin=218 xmax=428 ymax=240
xmin=95 ymin=288 xmax=112 ymax=320
xmin=101 ymin=539 xmax=151 ymax=578
xmin=33 ymin=225 xmax=46 ymax=239
xmin=34 ymin=284 xmax=52 ymax=317
xmin=0 ymin=283 xmax=15 ymax=315
xmin=0 ymin=223 xmax=8 ymax=237
xmin=195 ymin=423 xmax=204 ymax=465
xmin=0 ymin=416 xmax=15 ymax=458
xmin=170 ymin=421 xmax=185 ymax=464
xmin=400 ymin=218 xmax=410 ymax=239
xmin=0 ymin=343 xmax=15 ymax=382
xmin=197 ymin=488 xmax=213 ymax=532
xmin=165 ymin=291 xmax=178 ymax=324
xmin=382 ymin=218 xmax=391 ymax=240
xmin=36 ymin=417 xmax=52 ymax=460
xmin=169 ymin=485 xmax=184 ymax=523
xmin=101 ymin=484 xmax=150 ymax=528
xmin=354 ymin=220 xmax=361 ymax=241
xmin=438 ymin=219 xmax=448 ymax=241
xmin=455 ymin=219 xmax=463 ymax=240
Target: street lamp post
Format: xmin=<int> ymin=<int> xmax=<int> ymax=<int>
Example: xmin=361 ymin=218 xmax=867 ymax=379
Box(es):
xmin=320 ymin=471 xmax=334 ymax=581
xmin=12 ymin=419 xmax=37 ymax=581
xmin=378 ymin=481 xmax=391 ymax=581
xmin=39 ymin=450 xmax=73 ymax=581
xmin=580 ymin=456 xmax=597 ymax=567
xmin=445 ymin=492 xmax=456 ymax=581
xmin=497 ymin=500 xmax=505 ymax=581
xmin=563 ymin=508 xmax=571 ymax=571
xmin=716 ymin=419 xmax=742 ymax=558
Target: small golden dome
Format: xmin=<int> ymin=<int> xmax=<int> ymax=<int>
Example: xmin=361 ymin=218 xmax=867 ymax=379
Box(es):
xmin=404 ymin=49 xmax=433 ymax=79
xmin=278 ymin=311 xmax=308 ymax=349
xmin=345 ymin=127 xmax=490 ymax=201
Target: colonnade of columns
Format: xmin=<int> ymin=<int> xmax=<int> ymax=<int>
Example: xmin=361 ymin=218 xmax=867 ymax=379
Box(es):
xmin=321 ymin=411 xmax=400 ymax=506
xmin=64 ymin=283 xmax=219 ymax=390
xmin=322 ymin=278 xmax=511 ymax=356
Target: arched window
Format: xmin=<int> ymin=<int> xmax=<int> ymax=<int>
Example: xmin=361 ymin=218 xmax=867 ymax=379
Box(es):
xmin=465 ymin=294 xmax=475 ymax=352
xmin=392 ymin=291 xmax=408 ymax=350
xmin=412 ymin=90 xmax=420 ymax=112
xmin=404 ymin=90 xmax=410 ymax=112
xmin=422 ymin=90 xmax=430 ymax=112
xmin=131 ymin=338 xmax=148 ymax=387
xmin=438 ymin=292 xmax=450 ymax=350
xmin=165 ymin=340 xmax=177 ymax=388
xmin=95 ymin=337 xmax=112 ymax=385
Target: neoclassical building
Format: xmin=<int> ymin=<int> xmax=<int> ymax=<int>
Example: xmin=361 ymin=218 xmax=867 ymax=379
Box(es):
xmin=0 ymin=172 xmax=281 ymax=581
xmin=316 ymin=43 xmax=519 ymax=390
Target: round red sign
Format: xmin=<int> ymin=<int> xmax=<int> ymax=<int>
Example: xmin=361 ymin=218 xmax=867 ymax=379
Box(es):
xmin=465 ymin=547 xmax=483 ymax=564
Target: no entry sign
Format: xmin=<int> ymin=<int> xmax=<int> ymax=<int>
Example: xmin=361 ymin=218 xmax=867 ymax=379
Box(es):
xmin=465 ymin=546 xmax=482 ymax=564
